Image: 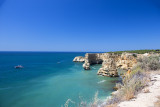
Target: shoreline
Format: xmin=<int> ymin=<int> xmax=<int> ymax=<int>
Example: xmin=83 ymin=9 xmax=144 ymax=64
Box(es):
xmin=118 ymin=71 xmax=160 ymax=107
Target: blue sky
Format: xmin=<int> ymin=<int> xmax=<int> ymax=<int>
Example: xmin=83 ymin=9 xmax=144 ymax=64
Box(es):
xmin=0 ymin=0 xmax=160 ymax=52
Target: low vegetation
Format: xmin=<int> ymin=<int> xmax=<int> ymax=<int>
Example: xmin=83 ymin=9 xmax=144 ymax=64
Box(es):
xmin=138 ymin=55 xmax=160 ymax=71
xmin=106 ymin=70 xmax=149 ymax=106
xmin=107 ymin=49 xmax=160 ymax=54
xmin=105 ymin=55 xmax=160 ymax=107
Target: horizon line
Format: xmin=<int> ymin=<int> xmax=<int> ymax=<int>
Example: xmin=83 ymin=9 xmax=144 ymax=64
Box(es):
xmin=0 ymin=51 xmax=105 ymax=53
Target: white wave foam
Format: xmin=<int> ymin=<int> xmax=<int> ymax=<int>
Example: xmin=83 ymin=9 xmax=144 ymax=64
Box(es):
xmin=92 ymin=67 xmax=96 ymax=69
xmin=97 ymin=80 xmax=106 ymax=84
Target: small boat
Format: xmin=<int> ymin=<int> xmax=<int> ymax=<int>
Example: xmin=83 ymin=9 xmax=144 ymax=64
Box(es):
xmin=14 ymin=65 xmax=24 ymax=69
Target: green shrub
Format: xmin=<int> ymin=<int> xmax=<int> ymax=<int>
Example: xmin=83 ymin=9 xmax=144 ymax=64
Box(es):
xmin=139 ymin=56 xmax=160 ymax=71
xmin=130 ymin=65 xmax=144 ymax=77
xmin=133 ymin=54 xmax=137 ymax=57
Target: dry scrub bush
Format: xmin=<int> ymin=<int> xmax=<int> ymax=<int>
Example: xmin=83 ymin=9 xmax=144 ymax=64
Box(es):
xmin=115 ymin=55 xmax=159 ymax=102
xmin=106 ymin=95 xmax=121 ymax=106
xmin=105 ymin=68 xmax=149 ymax=106
xmin=63 ymin=91 xmax=100 ymax=107
xmin=138 ymin=56 xmax=160 ymax=71
xmin=122 ymin=71 xmax=149 ymax=100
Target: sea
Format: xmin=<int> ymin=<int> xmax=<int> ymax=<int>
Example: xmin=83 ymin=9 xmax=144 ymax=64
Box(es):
xmin=0 ymin=52 xmax=120 ymax=107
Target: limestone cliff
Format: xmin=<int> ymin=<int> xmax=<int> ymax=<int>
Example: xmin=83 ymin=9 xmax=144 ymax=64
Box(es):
xmin=82 ymin=53 xmax=103 ymax=70
xmin=73 ymin=52 xmax=153 ymax=77
xmin=97 ymin=53 xmax=137 ymax=77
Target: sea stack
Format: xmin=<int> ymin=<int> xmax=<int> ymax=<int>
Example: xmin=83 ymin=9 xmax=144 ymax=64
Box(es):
xmin=73 ymin=56 xmax=85 ymax=62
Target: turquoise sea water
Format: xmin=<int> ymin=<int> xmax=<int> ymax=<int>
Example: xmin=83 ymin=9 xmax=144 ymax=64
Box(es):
xmin=0 ymin=52 xmax=120 ymax=107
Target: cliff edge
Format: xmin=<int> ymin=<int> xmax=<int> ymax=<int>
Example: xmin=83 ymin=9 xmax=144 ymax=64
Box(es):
xmin=73 ymin=52 xmax=157 ymax=77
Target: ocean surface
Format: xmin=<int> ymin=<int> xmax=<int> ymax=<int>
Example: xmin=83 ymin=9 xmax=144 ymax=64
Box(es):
xmin=0 ymin=52 xmax=120 ymax=107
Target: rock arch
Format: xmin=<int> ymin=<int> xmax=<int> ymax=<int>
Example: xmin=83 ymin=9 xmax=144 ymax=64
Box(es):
xmin=83 ymin=53 xmax=137 ymax=77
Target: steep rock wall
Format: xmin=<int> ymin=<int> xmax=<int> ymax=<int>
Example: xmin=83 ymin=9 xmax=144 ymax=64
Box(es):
xmin=82 ymin=53 xmax=103 ymax=70
xmin=73 ymin=52 xmax=159 ymax=77
xmin=83 ymin=53 xmax=138 ymax=77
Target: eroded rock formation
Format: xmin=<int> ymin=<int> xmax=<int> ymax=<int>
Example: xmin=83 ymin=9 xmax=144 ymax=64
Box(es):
xmin=73 ymin=56 xmax=85 ymax=62
xmin=97 ymin=53 xmax=137 ymax=77
xmin=82 ymin=53 xmax=103 ymax=70
xmin=73 ymin=52 xmax=140 ymax=77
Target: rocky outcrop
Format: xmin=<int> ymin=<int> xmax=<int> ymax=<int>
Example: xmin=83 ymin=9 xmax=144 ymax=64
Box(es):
xmin=83 ymin=61 xmax=90 ymax=70
xmin=97 ymin=53 xmax=137 ymax=77
xmin=97 ymin=53 xmax=119 ymax=77
xmin=84 ymin=53 xmax=103 ymax=65
xmin=73 ymin=52 xmax=154 ymax=77
xmin=82 ymin=52 xmax=138 ymax=77
xmin=73 ymin=56 xmax=85 ymax=62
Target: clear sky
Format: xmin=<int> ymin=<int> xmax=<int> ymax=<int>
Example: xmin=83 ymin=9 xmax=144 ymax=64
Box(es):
xmin=0 ymin=0 xmax=160 ymax=52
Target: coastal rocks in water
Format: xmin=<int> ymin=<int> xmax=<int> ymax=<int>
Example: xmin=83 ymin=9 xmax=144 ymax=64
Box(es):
xmin=85 ymin=53 xmax=103 ymax=64
xmin=83 ymin=62 xmax=90 ymax=70
xmin=73 ymin=56 xmax=85 ymax=62
xmin=82 ymin=53 xmax=103 ymax=70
